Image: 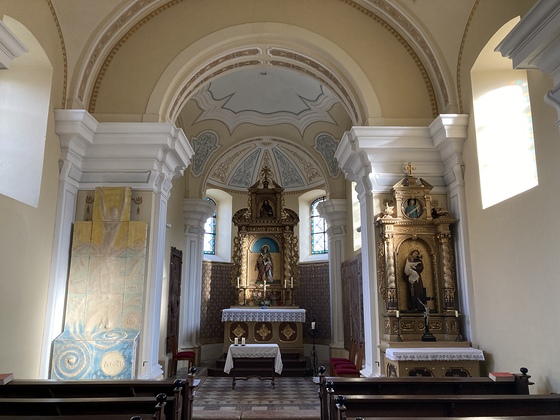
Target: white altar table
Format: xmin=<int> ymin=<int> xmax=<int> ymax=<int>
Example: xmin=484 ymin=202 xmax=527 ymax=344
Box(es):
xmin=221 ymin=308 xmax=306 ymax=322
xmin=224 ymin=344 xmax=283 ymax=388
xmin=224 ymin=344 xmax=283 ymax=374
xmin=385 ymin=347 xmax=485 ymax=362
xmin=381 ymin=346 xmax=485 ymax=377
xmin=222 ymin=307 xmax=306 ymax=354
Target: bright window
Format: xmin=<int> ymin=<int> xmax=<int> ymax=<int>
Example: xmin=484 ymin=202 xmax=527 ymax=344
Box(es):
xmin=0 ymin=17 xmax=52 ymax=207
xmin=311 ymin=196 xmax=328 ymax=254
xmin=203 ymin=197 xmax=216 ymax=255
xmin=472 ymin=18 xmax=538 ymax=209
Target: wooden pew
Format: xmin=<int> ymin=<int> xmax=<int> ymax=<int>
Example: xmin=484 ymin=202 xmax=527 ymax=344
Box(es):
xmin=0 ymin=367 xmax=199 ymax=420
xmin=0 ymin=393 xmax=168 ymax=419
xmin=318 ymin=367 xmax=533 ymax=420
xmin=333 ymin=394 xmax=560 ymax=419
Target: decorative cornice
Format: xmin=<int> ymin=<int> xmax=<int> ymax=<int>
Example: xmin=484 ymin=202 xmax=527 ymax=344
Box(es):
xmin=0 ymin=19 xmax=27 ymax=69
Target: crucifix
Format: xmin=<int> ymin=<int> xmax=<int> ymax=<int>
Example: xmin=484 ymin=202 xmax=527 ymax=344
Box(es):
xmin=418 ymin=298 xmax=437 ymax=342
xmin=405 ymin=161 xmax=416 ymax=176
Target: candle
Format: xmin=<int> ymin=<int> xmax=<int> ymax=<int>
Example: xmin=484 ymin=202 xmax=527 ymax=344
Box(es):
xmin=237 ymin=276 xmax=240 ymax=288
xmin=291 ymin=276 xmax=293 ymax=288
xmin=396 ymin=310 xmax=400 ymax=318
xmin=455 ymin=310 xmax=459 ymax=317
xmin=242 ymin=337 xmax=245 ymax=345
xmin=311 ymin=321 xmax=316 ymax=330
xmin=234 ymin=337 xmax=238 ymax=345
xmin=284 ymin=279 xmax=287 ymax=288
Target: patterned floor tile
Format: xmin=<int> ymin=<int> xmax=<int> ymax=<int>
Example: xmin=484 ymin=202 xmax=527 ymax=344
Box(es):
xmin=193 ymin=376 xmax=320 ymax=410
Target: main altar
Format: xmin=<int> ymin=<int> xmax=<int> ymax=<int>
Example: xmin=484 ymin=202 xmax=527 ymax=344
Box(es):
xmin=223 ymin=166 xmax=304 ymax=353
xmin=221 ymin=307 xmax=305 ymax=354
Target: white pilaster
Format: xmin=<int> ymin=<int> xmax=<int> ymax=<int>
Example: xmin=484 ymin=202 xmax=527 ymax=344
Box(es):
xmin=316 ymin=199 xmax=347 ymax=352
xmin=41 ymin=110 xmax=97 ymax=378
xmin=429 ymin=115 xmax=472 ymax=342
xmin=181 ymin=198 xmax=216 ymax=349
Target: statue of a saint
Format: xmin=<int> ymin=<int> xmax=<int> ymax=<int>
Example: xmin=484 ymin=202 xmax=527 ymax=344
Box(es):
xmin=255 ymin=244 xmax=273 ymax=283
xmin=404 ymin=249 xmax=425 ymax=311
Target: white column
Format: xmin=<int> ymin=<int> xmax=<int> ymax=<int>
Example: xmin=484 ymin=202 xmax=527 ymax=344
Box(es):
xmin=138 ymin=177 xmax=171 ymax=379
xmin=181 ymin=198 xmax=215 ymax=349
xmin=336 ymin=131 xmax=381 ymax=377
xmin=317 ymin=199 xmax=347 ymax=352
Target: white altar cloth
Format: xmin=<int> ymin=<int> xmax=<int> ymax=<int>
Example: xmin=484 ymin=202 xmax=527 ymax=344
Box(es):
xmin=221 ymin=308 xmax=306 ymax=323
xmin=223 ymin=344 xmax=283 ymax=374
xmin=385 ymin=347 xmax=485 ymax=362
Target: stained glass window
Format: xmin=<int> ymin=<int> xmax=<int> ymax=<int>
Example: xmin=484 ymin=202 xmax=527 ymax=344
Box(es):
xmin=203 ymin=197 xmax=216 ymax=255
xmin=311 ymin=196 xmax=328 ymax=254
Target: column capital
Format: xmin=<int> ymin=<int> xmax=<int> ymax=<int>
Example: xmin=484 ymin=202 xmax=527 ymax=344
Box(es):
xmin=317 ymin=199 xmax=347 ymax=234
xmin=336 ymin=117 xmax=468 ymax=194
xmin=54 ymin=109 xmax=193 ymax=197
xmin=183 ymin=198 xmax=215 ymax=232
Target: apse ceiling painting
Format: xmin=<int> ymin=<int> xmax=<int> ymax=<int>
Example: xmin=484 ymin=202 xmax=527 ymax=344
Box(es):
xmin=206 ymin=138 xmax=326 ymax=192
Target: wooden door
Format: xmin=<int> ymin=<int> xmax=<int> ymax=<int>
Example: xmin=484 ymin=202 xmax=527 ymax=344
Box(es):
xmin=166 ymin=247 xmax=182 ymax=354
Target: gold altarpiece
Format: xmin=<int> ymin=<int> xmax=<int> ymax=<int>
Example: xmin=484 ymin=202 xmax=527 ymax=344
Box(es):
xmin=376 ymin=163 xmax=483 ymax=377
xmin=231 ymin=166 xmax=300 ymax=306
xmin=224 ymin=167 xmax=304 ymax=353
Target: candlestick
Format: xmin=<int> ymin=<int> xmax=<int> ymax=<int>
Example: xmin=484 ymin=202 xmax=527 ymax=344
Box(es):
xmin=311 ymin=321 xmax=316 ymax=329
xmin=234 ymin=337 xmax=238 ymax=345
xmin=241 ymin=337 xmax=245 ymax=346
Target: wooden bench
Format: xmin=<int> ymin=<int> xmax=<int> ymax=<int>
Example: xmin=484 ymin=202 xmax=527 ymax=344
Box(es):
xmin=318 ymin=367 xmax=533 ymax=420
xmin=333 ymin=394 xmax=560 ymax=419
xmin=0 ymin=394 xmax=168 ymax=419
xmin=0 ymin=368 xmax=199 ymax=420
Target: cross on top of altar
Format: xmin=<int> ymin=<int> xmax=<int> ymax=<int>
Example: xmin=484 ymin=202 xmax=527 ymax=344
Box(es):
xmin=405 ymin=161 xmax=416 ymax=176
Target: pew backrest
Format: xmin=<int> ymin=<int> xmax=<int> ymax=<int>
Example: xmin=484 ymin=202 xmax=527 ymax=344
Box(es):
xmin=319 ymin=372 xmax=532 ymax=420
xmin=333 ymin=394 xmax=560 ymax=420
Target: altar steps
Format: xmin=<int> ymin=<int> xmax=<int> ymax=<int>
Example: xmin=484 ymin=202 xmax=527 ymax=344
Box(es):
xmin=207 ymin=349 xmax=309 ymax=378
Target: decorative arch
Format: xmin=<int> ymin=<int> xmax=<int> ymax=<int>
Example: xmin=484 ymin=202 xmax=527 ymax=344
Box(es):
xmin=72 ymin=0 xmax=452 ymax=120
xmin=145 ymin=23 xmax=377 ymax=125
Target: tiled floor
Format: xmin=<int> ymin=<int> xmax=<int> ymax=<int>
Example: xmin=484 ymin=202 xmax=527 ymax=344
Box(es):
xmin=183 ymin=365 xmax=321 ymax=419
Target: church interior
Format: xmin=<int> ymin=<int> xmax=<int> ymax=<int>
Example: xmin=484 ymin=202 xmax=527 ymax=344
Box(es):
xmin=1 ymin=0 xmax=560 ymax=407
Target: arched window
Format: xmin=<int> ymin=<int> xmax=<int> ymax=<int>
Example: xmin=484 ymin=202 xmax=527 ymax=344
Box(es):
xmin=203 ymin=197 xmax=217 ymax=255
xmin=0 ymin=17 xmax=52 ymax=207
xmin=471 ymin=18 xmax=538 ymax=209
xmin=311 ymin=196 xmax=328 ymax=254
